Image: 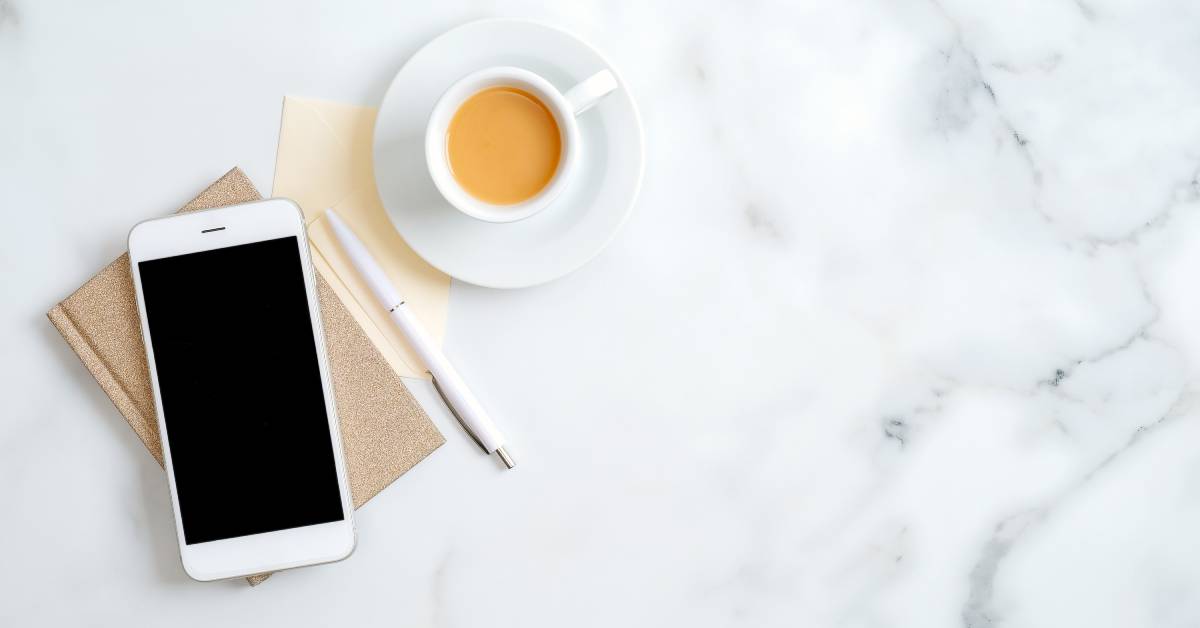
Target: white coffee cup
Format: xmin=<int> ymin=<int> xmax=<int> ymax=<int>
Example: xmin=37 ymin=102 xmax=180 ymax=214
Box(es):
xmin=425 ymin=66 xmax=619 ymax=223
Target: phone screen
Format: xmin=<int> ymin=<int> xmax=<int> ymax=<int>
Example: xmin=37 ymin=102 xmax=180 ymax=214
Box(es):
xmin=138 ymin=236 xmax=344 ymax=545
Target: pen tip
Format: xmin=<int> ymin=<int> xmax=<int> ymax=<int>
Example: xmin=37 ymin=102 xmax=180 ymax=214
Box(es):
xmin=496 ymin=447 xmax=515 ymax=469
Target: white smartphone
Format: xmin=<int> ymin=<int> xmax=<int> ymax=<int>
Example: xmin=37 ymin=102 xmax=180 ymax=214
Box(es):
xmin=128 ymin=198 xmax=355 ymax=581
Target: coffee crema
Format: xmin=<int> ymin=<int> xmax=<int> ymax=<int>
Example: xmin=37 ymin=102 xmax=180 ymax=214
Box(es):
xmin=445 ymin=86 xmax=562 ymax=206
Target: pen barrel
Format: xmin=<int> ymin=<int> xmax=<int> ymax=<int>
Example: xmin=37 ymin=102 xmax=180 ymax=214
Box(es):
xmin=324 ymin=211 xmax=402 ymax=308
xmin=389 ymin=303 xmax=507 ymax=453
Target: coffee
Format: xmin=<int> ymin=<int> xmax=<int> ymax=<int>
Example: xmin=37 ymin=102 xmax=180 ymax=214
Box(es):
xmin=446 ymin=86 xmax=562 ymax=205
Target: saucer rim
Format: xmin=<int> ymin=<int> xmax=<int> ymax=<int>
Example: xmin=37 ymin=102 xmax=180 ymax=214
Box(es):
xmin=372 ymin=17 xmax=646 ymax=289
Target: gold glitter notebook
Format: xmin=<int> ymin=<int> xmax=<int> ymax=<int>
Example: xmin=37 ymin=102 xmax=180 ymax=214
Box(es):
xmin=46 ymin=168 xmax=444 ymax=586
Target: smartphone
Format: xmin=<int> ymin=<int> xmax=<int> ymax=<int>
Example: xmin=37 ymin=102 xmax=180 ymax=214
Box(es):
xmin=128 ymin=198 xmax=355 ymax=581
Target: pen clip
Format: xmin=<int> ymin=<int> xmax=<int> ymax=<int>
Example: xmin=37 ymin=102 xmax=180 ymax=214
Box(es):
xmin=430 ymin=372 xmax=489 ymax=454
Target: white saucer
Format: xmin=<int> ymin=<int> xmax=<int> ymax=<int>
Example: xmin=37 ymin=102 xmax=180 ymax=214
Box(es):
xmin=373 ymin=19 xmax=645 ymax=289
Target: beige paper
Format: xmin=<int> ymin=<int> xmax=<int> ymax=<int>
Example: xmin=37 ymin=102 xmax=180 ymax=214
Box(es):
xmin=273 ymin=96 xmax=450 ymax=379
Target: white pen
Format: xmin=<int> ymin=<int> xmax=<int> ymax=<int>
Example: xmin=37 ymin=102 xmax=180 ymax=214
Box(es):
xmin=324 ymin=210 xmax=514 ymax=469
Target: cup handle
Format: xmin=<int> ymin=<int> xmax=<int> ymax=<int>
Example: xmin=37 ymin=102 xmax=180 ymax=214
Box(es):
xmin=564 ymin=70 xmax=619 ymax=115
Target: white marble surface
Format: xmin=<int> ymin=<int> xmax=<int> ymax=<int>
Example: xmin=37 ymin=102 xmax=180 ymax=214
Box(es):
xmin=4 ymin=1 xmax=1200 ymax=626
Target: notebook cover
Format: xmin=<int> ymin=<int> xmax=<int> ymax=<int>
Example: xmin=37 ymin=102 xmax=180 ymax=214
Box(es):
xmin=47 ymin=167 xmax=444 ymax=586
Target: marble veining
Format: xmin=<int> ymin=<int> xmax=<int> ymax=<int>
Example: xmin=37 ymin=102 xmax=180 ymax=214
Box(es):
xmin=0 ymin=0 xmax=18 ymax=31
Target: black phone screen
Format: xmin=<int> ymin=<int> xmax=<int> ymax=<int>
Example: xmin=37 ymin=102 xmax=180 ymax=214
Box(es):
xmin=138 ymin=236 xmax=345 ymax=545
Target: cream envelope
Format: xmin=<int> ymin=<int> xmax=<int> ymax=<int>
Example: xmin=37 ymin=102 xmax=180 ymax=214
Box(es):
xmin=273 ymin=95 xmax=450 ymax=379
